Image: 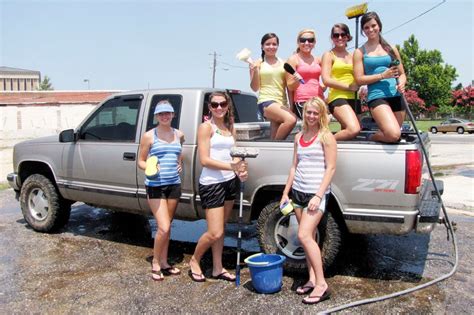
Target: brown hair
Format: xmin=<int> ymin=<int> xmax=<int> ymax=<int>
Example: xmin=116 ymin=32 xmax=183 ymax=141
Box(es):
xmin=208 ymin=91 xmax=235 ymax=134
xmin=360 ymin=11 xmax=396 ymax=60
xmin=260 ymin=33 xmax=279 ymax=61
xmin=330 ymin=23 xmax=352 ymax=44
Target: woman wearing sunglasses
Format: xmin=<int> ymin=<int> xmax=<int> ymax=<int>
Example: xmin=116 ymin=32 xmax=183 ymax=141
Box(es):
xmin=353 ymin=11 xmax=407 ymax=143
xmin=250 ymin=33 xmax=297 ymax=140
xmin=188 ymin=91 xmax=248 ymax=282
xmin=321 ymin=23 xmax=360 ymax=140
xmin=286 ymin=29 xmax=326 ymax=120
xmin=138 ymin=100 xmax=184 ymax=281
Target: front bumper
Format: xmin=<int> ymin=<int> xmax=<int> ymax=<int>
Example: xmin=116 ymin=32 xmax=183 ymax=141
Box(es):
xmin=7 ymin=173 xmax=20 ymax=191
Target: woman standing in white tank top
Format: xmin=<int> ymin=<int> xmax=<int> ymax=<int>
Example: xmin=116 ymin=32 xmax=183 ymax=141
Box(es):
xmin=188 ymin=92 xmax=248 ymax=282
xmin=281 ymin=97 xmax=337 ymax=304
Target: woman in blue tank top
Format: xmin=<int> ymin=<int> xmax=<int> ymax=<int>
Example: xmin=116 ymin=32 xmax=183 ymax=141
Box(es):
xmin=353 ymin=11 xmax=407 ymax=143
xmin=138 ymin=100 xmax=185 ymax=281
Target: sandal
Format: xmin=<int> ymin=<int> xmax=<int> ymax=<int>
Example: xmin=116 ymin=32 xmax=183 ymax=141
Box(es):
xmin=162 ymin=266 xmax=181 ymax=276
xmin=302 ymin=288 xmax=331 ymax=305
xmin=188 ymin=270 xmax=206 ymax=282
xmin=151 ymin=270 xmax=164 ymax=281
xmin=296 ymin=285 xmax=314 ymax=295
xmin=211 ymin=271 xmax=236 ymax=282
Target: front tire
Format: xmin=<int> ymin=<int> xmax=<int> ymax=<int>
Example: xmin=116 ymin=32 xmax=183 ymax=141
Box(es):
xmin=430 ymin=127 xmax=437 ymax=134
xmin=257 ymin=201 xmax=342 ymax=273
xmin=20 ymin=174 xmax=71 ymax=232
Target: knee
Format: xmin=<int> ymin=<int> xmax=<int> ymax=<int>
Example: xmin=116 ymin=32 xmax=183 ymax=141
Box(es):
xmin=157 ymin=224 xmax=171 ymax=236
xmin=298 ymin=230 xmax=312 ymax=244
xmin=384 ymin=128 xmax=401 ymax=142
xmin=208 ymin=230 xmax=224 ymax=242
xmin=286 ymin=115 xmax=297 ymax=126
xmin=346 ymin=125 xmax=361 ymax=138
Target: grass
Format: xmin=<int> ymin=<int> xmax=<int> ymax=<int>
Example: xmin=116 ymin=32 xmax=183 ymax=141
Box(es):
xmin=0 ymin=182 xmax=10 ymax=190
xmin=329 ymin=120 xmax=443 ymax=133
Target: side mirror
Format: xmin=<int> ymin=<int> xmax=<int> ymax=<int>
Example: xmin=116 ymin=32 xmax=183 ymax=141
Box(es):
xmin=59 ymin=129 xmax=75 ymax=142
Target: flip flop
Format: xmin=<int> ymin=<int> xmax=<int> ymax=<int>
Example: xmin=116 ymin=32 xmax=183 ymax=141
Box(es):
xmin=188 ymin=270 xmax=206 ymax=282
xmin=151 ymin=270 xmax=164 ymax=281
xmin=211 ymin=271 xmax=236 ymax=282
xmin=302 ymin=288 xmax=331 ymax=305
xmin=162 ymin=266 xmax=181 ymax=276
xmin=296 ymin=285 xmax=314 ymax=295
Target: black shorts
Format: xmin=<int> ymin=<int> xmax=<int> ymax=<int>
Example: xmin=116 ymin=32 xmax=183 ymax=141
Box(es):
xmin=328 ymin=98 xmax=361 ymax=115
xmin=368 ymin=96 xmax=404 ymax=112
xmin=293 ymin=102 xmax=305 ymax=119
xmin=199 ymin=178 xmax=237 ymax=209
xmin=291 ymin=188 xmax=327 ymax=213
xmin=146 ymin=184 xmax=181 ymax=199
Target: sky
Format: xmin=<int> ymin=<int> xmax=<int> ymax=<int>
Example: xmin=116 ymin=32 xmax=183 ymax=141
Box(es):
xmin=1 ymin=0 xmax=472 ymax=93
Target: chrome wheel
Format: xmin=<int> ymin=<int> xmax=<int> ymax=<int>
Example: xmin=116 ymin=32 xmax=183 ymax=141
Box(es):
xmin=27 ymin=188 xmax=49 ymax=221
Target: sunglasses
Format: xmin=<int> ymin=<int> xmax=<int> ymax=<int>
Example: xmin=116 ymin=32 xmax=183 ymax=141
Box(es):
xmin=332 ymin=32 xmax=348 ymax=39
xmin=210 ymin=101 xmax=228 ymax=109
xmin=298 ymin=37 xmax=315 ymax=43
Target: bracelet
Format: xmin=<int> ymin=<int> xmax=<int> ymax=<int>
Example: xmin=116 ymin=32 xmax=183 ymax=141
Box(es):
xmin=379 ymin=73 xmax=384 ymax=80
xmin=315 ymin=194 xmax=322 ymax=200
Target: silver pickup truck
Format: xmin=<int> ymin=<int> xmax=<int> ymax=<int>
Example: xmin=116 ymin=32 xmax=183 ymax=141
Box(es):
xmin=7 ymin=88 xmax=443 ymax=272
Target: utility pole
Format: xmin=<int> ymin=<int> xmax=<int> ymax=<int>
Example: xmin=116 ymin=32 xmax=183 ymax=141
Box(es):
xmin=211 ymin=51 xmax=217 ymax=88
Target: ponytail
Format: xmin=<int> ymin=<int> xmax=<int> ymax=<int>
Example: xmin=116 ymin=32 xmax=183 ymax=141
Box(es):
xmin=261 ymin=50 xmax=265 ymax=62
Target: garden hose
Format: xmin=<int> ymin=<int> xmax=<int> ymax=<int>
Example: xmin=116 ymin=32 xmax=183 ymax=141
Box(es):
xmin=318 ymin=72 xmax=458 ymax=314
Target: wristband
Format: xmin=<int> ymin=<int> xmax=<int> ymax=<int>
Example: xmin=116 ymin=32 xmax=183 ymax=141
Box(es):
xmin=379 ymin=73 xmax=384 ymax=80
xmin=315 ymin=194 xmax=322 ymax=200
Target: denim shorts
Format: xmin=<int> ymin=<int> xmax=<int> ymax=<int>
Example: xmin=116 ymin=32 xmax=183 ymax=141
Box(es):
xmin=257 ymin=100 xmax=276 ymax=120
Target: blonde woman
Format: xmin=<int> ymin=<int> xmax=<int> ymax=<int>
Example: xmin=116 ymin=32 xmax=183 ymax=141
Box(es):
xmin=280 ymin=97 xmax=336 ymax=304
xmin=286 ymin=29 xmax=326 ymax=119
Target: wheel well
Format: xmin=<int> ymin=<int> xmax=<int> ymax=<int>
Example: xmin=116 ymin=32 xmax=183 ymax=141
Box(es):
xmin=19 ymin=161 xmax=56 ymax=188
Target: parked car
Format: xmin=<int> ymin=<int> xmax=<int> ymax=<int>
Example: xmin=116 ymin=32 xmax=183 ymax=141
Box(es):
xmin=361 ymin=117 xmax=414 ymax=132
xmin=430 ymin=118 xmax=474 ymax=134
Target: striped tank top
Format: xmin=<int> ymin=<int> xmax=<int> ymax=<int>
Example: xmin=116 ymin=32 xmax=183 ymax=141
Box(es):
xmin=292 ymin=133 xmax=330 ymax=194
xmin=145 ymin=128 xmax=182 ymax=187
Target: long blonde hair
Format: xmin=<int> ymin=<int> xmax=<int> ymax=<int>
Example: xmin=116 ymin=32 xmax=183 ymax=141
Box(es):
xmin=302 ymin=97 xmax=331 ymax=144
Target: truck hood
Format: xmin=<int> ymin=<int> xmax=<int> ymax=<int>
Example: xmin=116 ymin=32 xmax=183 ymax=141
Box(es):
xmin=16 ymin=135 xmax=59 ymax=146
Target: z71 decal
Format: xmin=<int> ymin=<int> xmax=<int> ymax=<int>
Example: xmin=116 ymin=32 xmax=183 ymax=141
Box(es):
xmin=352 ymin=179 xmax=399 ymax=193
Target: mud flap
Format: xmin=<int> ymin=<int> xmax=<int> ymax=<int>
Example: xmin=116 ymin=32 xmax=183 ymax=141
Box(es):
xmin=416 ymin=180 xmax=444 ymax=233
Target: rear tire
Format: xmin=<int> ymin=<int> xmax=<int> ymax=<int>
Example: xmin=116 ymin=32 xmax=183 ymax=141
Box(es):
xmin=430 ymin=127 xmax=437 ymax=134
xmin=257 ymin=201 xmax=342 ymax=273
xmin=457 ymin=127 xmax=464 ymax=134
xmin=20 ymin=174 xmax=71 ymax=232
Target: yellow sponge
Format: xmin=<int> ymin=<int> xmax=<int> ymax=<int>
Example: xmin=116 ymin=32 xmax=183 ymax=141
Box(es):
xmin=145 ymin=156 xmax=159 ymax=177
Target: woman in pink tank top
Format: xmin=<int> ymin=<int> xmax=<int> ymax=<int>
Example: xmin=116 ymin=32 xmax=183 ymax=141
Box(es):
xmin=286 ymin=29 xmax=326 ymax=119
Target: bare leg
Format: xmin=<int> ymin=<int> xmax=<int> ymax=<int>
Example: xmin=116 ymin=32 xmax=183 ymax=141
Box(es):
xmin=159 ymin=198 xmax=179 ymax=273
xmin=189 ymin=205 xmax=226 ymax=280
xmin=298 ymin=209 xmax=328 ymax=300
xmin=148 ymin=197 xmax=171 ymax=280
xmin=294 ymin=208 xmax=315 ymax=292
xmin=210 ymin=200 xmax=235 ymax=279
xmin=264 ymin=103 xmax=297 ymax=140
xmin=333 ymin=104 xmax=360 ymax=141
xmin=369 ymin=104 xmax=402 ymax=143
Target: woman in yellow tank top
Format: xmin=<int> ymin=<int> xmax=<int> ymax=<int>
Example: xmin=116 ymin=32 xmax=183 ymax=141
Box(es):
xmin=250 ymin=33 xmax=297 ymax=140
xmin=321 ymin=23 xmax=360 ymax=140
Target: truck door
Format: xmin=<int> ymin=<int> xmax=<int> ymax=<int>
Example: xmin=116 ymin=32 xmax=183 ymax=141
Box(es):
xmin=60 ymin=94 xmax=143 ymax=211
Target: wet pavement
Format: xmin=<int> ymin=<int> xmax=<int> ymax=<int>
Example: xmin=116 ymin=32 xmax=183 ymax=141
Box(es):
xmin=0 ymin=188 xmax=473 ymax=313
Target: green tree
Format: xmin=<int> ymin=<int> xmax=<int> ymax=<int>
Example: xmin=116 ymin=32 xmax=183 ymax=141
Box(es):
xmin=397 ymin=35 xmax=457 ymax=109
xmin=38 ymin=75 xmax=54 ymax=90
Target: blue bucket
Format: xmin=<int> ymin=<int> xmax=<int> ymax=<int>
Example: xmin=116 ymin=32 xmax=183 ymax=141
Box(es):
xmin=244 ymin=253 xmax=286 ymax=294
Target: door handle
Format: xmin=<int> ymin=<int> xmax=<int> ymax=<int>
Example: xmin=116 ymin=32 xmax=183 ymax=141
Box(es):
xmin=123 ymin=152 xmax=136 ymax=161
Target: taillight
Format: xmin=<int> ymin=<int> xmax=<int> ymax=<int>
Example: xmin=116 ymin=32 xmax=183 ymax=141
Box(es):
xmin=405 ymin=150 xmax=422 ymax=194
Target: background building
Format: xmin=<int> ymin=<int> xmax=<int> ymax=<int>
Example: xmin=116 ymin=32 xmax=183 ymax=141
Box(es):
xmin=0 ymin=66 xmax=41 ymax=91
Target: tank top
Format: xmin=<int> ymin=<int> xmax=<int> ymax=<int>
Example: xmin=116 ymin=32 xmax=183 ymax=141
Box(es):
xmin=327 ymin=51 xmax=356 ymax=103
xmin=294 ymin=54 xmax=323 ymax=102
xmin=362 ymin=46 xmax=399 ymax=102
xmin=257 ymin=57 xmax=288 ymax=106
xmin=292 ymin=133 xmax=330 ymax=194
xmin=145 ymin=128 xmax=182 ymax=187
xmin=199 ymin=123 xmax=236 ymax=185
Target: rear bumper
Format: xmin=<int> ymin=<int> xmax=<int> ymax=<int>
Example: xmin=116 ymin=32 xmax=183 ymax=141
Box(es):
xmin=415 ymin=179 xmax=444 ymax=233
xmin=7 ymin=173 xmax=20 ymax=191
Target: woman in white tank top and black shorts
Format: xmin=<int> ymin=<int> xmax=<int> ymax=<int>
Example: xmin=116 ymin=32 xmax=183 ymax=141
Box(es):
xmin=188 ymin=92 xmax=248 ymax=283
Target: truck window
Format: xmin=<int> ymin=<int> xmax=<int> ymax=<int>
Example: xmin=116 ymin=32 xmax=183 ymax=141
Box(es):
xmin=79 ymin=94 xmax=142 ymax=141
xmin=146 ymin=94 xmax=183 ymax=131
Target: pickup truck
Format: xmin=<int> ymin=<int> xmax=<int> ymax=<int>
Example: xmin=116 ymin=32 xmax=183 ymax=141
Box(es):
xmin=7 ymin=88 xmax=443 ymax=272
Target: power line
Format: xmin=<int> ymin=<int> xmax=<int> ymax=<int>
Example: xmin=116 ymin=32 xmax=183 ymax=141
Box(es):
xmin=383 ymin=0 xmax=446 ymax=35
